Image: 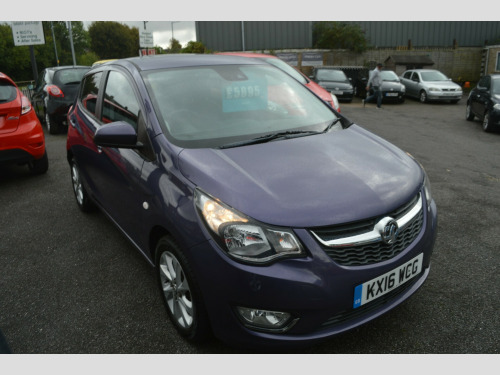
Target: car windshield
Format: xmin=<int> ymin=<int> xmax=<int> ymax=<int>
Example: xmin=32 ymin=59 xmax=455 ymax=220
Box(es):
xmin=420 ymin=71 xmax=448 ymax=82
xmin=54 ymin=68 xmax=89 ymax=85
xmin=264 ymin=58 xmax=307 ymax=84
xmin=380 ymin=71 xmax=399 ymax=82
xmin=142 ymin=64 xmax=338 ymax=148
xmin=0 ymin=80 xmax=17 ymax=103
xmin=316 ymin=69 xmax=348 ymax=82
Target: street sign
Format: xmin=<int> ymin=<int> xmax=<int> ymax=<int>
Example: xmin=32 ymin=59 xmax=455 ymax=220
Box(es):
xmin=140 ymin=31 xmax=154 ymax=48
xmin=11 ymin=21 xmax=45 ymax=46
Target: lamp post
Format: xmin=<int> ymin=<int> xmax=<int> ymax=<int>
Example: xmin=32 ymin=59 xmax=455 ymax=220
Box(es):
xmin=171 ymin=21 xmax=180 ymax=43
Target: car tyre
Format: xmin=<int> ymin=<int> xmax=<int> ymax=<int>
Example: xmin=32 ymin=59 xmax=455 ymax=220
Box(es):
xmin=28 ymin=151 xmax=49 ymax=175
xmin=155 ymin=236 xmax=211 ymax=343
xmin=482 ymin=111 xmax=492 ymax=132
xmin=419 ymin=90 xmax=428 ymax=103
xmin=466 ymin=102 xmax=475 ymax=121
xmin=45 ymin=111 xmax=60 ymax=135
xmin=70 ymin=160 xmax=96 ymax=212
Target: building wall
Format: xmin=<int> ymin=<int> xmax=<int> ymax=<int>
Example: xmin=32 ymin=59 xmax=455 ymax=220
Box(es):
xmin=195 ymin=21 xmax=312 ymax=51
xmin=346 ymin=21 xmax=500 ymax=48
xmin=485 ymin=46 xmax=500 ymax=74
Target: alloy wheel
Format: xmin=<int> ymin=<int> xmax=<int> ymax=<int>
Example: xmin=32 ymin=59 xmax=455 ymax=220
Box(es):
xmin=159 ymin=251 xmax=194 ymax=329
xmin=71 ymin=163 xmax=84 ymax=206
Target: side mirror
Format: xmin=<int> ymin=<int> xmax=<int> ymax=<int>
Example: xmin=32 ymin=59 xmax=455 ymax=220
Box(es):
xmin=94 ymin=121 xmax=140 ymax=149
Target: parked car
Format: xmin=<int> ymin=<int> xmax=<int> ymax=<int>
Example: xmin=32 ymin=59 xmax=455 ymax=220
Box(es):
xmin=400 ymin=69 xmax=462 ymax=103
xmin=67 ymin=55 xmax=437 ymax=349
xmin=0 ymin=71 xmax=48 ymax=174
xmin=355 ymin=69 xmax=406 ymax=103
xmin=309 ymin=67 xmax=354 ymax=102
xmin=32 ymin=65 xmax=90 ymax=134
xmin=466 ymin=74 xmax=500 ymax=132
xmin=217 ymin=52 xmax=340 ymax=112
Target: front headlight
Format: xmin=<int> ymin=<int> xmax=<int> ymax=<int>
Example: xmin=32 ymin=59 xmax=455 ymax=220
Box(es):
xmin=423 ymin=172 xmax=433 ymax=208
xmin=493 ymin=103 xmax=500 ymax=110
xmin=330 ymin=93 xmax=340 ymax=111
xmin=429 ymin=87 xmax=441 ymax=92
xmin=195 ymin=190 xmax=304 ymax=264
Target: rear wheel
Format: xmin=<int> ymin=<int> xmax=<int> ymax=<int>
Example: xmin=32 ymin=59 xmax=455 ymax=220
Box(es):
xmin=70 ymin=160 xmax=95 ymax=212
xmin=45 ymin=111 xmax=60 ymax=135
xmin=156 ymin=236 xmax=210 ymax=343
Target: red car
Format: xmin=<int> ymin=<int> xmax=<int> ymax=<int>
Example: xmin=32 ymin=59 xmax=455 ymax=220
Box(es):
xmin=217 ymin=52 xmax=340 ymax=112
xmin=0 ymin=72 xmax=48 ymax=174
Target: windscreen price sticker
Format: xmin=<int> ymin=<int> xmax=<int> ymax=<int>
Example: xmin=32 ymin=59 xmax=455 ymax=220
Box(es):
xmin=11 ymin=21 xmax=45 ymax=46
xmin=353 ymin=253 xmax=423 ymax=308
xmin=222 ymin=83 xmax=267 ymax=113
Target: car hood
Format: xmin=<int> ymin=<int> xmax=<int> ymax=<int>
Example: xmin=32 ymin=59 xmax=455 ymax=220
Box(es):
xmin=381 ymin=81 xmax=404 ymax=91
xmin=178 ymin=125 xmax=422 ymax=228
xmin=318 ymin=81 xmax=352 ymax=90
xmin=422 ymin=80 xmax=461 ymax=89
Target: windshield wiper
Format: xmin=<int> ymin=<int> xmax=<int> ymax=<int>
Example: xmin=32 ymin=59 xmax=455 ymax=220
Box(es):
xmin=323 ymin=117 xmax=341 ymax=133
xmin=218 ymin=130 xmax=321 ymax=149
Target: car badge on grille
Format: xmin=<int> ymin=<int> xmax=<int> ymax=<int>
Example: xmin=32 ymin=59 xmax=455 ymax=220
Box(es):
xmin=375 ymin=217 xmax=399 ymax=245
xmin=382 ymin=219 xmax=399 ymax=244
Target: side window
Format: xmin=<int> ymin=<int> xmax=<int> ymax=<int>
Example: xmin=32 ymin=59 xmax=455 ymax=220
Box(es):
xmin=411 ymin=72 xmax=419 ymax=82
xmin=79 ymin=72 xmax=102 ymax=117
xmin=102 ymin=71 xmax=140 ymax=131
xmin=403 ymin=71 xmax=412 ymax=79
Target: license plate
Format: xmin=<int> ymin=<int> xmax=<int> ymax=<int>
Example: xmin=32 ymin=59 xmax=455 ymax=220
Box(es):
xmin=332 ymin=91 xmax=343 ymax=95
xmin=386 ymin=93 xmax=398 ymax=97
xmin=353 ymin=253 xmax=423 ymax=308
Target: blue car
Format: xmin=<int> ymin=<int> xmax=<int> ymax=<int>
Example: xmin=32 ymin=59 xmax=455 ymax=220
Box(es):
xmin=66 ymin=55 xmax=437 ymax=349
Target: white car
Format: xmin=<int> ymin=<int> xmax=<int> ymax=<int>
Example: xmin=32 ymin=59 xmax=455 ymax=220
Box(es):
xmin=400 ymin=69 xmax=462 ymax=103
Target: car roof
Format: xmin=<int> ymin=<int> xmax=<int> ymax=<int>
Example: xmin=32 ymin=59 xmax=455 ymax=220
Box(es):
xmin=45 ymin=65 xmax=90 ymax=71
xmin=216 ymin=52 xmax=277 ymax=59
xmin=103 ymin=54 xmax=265 ymax=73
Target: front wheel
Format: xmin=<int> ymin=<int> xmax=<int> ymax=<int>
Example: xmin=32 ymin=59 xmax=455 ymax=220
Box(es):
xmin=156 ymin=236 xmax=210 ymax=343
xmin=419 ymin=90 xmax=428 ymax=103
xmin=483 ymin=111 xmax=492 ymax=132
xmin=466 ymin=102 xmax=475 ymax=121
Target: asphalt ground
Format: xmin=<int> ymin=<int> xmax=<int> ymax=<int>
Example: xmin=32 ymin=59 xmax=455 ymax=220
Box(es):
xmin=1 ymin=96 xmax=499 ymax=355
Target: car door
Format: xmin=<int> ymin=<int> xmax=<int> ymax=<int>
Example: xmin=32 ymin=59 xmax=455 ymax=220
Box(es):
xmin=471 ymin=76 xmax=490 ymax=117
xmin=408 ymin=72 xmax=421 ymax=97
xmin=91 ymin=69 xmax=156 ymax=246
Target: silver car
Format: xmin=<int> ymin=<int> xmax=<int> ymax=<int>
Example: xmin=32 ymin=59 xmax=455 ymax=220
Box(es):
xmin=400 ymin=69 xmax=462 ymax=103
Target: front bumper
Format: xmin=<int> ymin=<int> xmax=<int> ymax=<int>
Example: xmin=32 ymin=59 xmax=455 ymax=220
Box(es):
xmin=188 ymin=195 xmax=438 ymax=349
xmin=427 ymin=92 xmax=462 ymax=102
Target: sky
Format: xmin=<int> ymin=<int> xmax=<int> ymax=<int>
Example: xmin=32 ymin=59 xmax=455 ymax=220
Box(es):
xmin=82 ymin=21 xmax=196 ymax=49
xmin=3 ymin=1 xmax=499 ymax=49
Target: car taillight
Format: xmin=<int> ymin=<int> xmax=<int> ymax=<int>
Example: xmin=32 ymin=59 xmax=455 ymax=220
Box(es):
xmin=21 ymin=95 xmax=32 ymax=115
xmin=47 ymin=85 xmax=64 ymax=97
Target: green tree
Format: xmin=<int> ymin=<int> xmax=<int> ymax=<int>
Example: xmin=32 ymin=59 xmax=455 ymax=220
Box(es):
xmin=313 ymin=22 xmax=369 ymax=53
xmin=182 ymin=41 xmax=208 ymax=54
xmin=88 ymin=21 xmax=139 ymax=59
xmin=165 ymin=38 xmax=182 ymax=53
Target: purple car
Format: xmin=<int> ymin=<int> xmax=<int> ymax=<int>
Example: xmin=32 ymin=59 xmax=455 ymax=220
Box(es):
xmin=66 ymin=55 xmax=437 ymax=349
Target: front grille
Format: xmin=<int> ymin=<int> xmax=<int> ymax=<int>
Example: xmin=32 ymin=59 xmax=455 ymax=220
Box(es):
xmin=311 ymin=194 xmax=424 ymax=266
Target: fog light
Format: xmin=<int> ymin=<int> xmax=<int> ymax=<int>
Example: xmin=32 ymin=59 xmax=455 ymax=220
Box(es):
xmin=236 ymin=307 xmax=297 ymax=333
